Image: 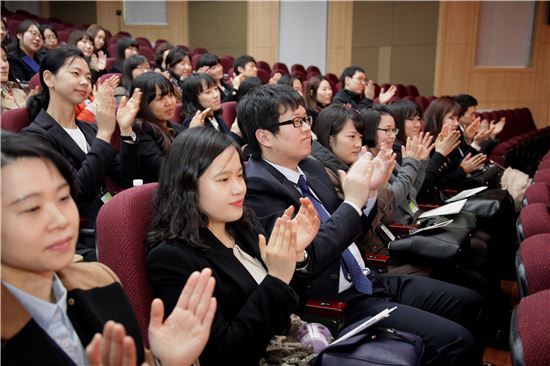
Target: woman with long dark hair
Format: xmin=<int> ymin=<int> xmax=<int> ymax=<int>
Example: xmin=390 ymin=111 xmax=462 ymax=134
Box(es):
xmin=146 ymin=127 xmax=318 ymax=365
xmin=41 ymin=25 xmax=58 ymax=51
xmin=131 ymin=72 xmax=182 ymax=182
xmin=7 ymin=20 xmax=43 ymax=82
xmin=165 ymin=47 xmax=192 ymax=94
xmin=304 ymin=75 xmax=333 ymax=123
xmin=110 ymin=37 xmax=139 ymax=73
xmin=20 ymin=47 xmax=141 ymax=257
xmin=1 ymin=132 xmax=216 ymax=366
xmin=87 ymin=24 xmax=110 ymax=56
xmin=114 ymin=54 xmax=150 ymax=102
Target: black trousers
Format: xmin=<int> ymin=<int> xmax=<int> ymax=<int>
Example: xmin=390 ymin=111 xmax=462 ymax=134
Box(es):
xmin=339 ymin=275 xmax=484 ymax=366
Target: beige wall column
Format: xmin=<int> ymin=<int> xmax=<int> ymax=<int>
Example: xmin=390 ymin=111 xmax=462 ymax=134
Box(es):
xmin=247 ymin=1 xmax=279 ymax=64
xmin=435 ymin=1 xmax=549 ymax=127
xmin=96 ymin=1 xmax=189 ymax=46
xmin=326 ymin=1 xmax=353 ymax=76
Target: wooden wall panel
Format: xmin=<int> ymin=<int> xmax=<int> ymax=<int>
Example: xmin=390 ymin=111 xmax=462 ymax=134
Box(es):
xmin=326 ymin=1 xmax=353 ymax=76
xmin=247 ymin=1 xmax=279 ymax=65
xmin=435 ymin=1 xmax=550 ymax=128
xmin=96 ymin=1 xmax=189 ymax=47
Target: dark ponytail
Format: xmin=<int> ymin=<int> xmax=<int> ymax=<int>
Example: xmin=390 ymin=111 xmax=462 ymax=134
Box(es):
xmin=26 ymin=47 xmax=86 ymax=120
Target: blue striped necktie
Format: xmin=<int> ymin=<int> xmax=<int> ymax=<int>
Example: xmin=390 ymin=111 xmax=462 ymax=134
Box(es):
xmin=296 ymin=174 xmax=373 ymax=294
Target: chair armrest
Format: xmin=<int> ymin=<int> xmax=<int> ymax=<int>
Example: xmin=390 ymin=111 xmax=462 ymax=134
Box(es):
xmin=387 ymin=223 xmax=418 ymax=235
xmin=305 ymin=299 xmax=346 ymax=318
xmin=417 ymin=203 xmax=440 ymax=211
xmin=365 ymin=253 xmax=390 ymax=272
xmin=442 ymin=189 xmax=459 ymax=197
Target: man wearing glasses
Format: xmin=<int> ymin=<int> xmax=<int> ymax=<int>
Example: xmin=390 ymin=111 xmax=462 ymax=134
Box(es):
xmin=239 ymin=84 xmax=486 ymax=366
xmin=332 ymin=65 xmax=397 ymax=111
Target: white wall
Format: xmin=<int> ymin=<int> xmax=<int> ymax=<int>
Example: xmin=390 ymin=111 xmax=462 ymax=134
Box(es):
xmin=279 ymin=0 xmax=328 ymax=73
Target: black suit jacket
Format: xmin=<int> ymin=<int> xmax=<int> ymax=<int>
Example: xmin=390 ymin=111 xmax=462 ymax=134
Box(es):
xmin=21 ymin=109 xmax=140 ymax=225
xmin=133 ymin=120 xmax=184 ymax=183
xmin=1 ymin=263 xmax=145 ymax=365
xmin=147 ymin=225 xmax=306 ymax=366
xmin=245 ymin=157 xmax=377 ymax=300
xmin=7 ymin=48 xmax=42 ymax=82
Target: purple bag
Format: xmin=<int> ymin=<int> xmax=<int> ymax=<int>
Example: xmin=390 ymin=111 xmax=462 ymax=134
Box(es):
xmin=313 ymin=319 xmax=424 ymax=366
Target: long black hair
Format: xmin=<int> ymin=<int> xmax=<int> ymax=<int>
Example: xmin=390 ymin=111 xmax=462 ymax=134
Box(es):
xmin=423 ymin=96 xmax=461 ymax=137
xmin=145 ymin=127 xmax=256 ymax=252
xmin=131 ymin=72 xmax=177 ymax=153
xmin=26 ymin=47 xmax=86 ymax=120
xmin=387 ymin=100 xmax=422 ymax=142
xmin=165 ymin=47 xmax=189 ymax=80
xmin=1 ymin=131 xmax=79 ymax=197
xmin=180 ymin=73 xmax=220 ymax=118
xmin=115 ymin=37 xmax=138 ymax=68
xmin=121 ymin=54 xmax=148 ymax=91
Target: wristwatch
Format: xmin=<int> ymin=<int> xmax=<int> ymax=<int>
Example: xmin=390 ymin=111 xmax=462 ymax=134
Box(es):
xmin=120 ymin=131 xmax=137 ymax=143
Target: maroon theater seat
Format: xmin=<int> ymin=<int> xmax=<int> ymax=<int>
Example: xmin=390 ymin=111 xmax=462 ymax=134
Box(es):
xmin=272 ymin=62 xmax=289 ymax=74
xmin=257 ymin=60 xmax=271 ymax=73
xmin=1 ymin=107 xmax=31 ymax=132
xmin=257 ymin=68 xmax=270 ymax=84
xmin=105 ymin=57 xmax=117 ymax=72
xmin=306 ymin=65 xmax=321 ymax=75
xmin=510 ymin=289 xmax=550 ymax=366
xmin=97 ymin=73 xmax=121 ymax=86
xmin=406 ymin=85 xmax=420 ymax=98
xmin=519 ymin=202 xmax=550 ymax=240
xmin=191 ymin=53 xmax=202 ymax=71
xmin=220 ymin=56 xmax=235 ymax=74
xmin=135 ymin=37 xmax=151 ymax=48
xmin=524 ymin=183 xmax=549 ymax=205
xmin=193 ymin=47 xmax=208 ymax=55
xmin=291 ymin=63 xmax=306 ymax=74
xmin=221 ymin=101 xmax=237 ymax=128
xmin=516 ymin=233 xmax=550 ymax=297
xmin=28 ymin=72 xmax=42 ymax=92
xmin=96 ymin=183 xmax=158 ymax=346
xmin=324 ymin=73 xmax=338 ymax=85
xmin=139 ymin=47 xmax=155 ymax=63
xmin=534 ymin=169 xmax=550 ymax=185
xmin=154 ymin=39 xmax=169 ymax=50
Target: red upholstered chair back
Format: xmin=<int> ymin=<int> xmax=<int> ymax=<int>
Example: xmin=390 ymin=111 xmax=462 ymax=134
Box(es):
xmin=96 ymin=183 xmax=158 ymax=346
xmin=511 ymin=289 xmax=550 ymax=366
xmin=519 ymin=202 xmax=550 ymax=240
xmin=534 ymin=169 xmax=550 ymax=185
xmin=256 ymin=68 xmax=270 ymax=84
xmin=29 ymin=72 xmax=42 ymax=92
xmin=139 ymin=47 xmax=155 ymax=63
xmin=524 ymin=183 xmax=549 ymax=205
xmin=221 ymin=101 xmax=237 ymax=128
xmin=1 ymin=107 xmax=31 ymax=132
xmin=257 ymin=60 xmax=271 ymax=74
xmin=517 ymin=233 xmax=550 ymax=296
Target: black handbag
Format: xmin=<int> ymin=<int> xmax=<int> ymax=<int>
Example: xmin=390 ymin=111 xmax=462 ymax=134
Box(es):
xmin=456 ymin=163 xmax=502 ymax=190
xmin=387 ymin=212 xmax=477 ymax=267
xmin=314 ymin=321 xmax=423 ymax=366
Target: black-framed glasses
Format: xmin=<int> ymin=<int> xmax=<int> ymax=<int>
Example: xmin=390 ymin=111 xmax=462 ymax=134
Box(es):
xmin=278 ymin=115 xmax=313 ymax=128
xmin=377 ymin=128 xmax=399 ymax=136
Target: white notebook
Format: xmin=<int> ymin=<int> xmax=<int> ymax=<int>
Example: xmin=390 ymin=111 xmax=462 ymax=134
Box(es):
xmin=445 ymin=186 xmax=487 ymax=203
xmin=331 ymin=307 xmax=397 ymax=345
xmin=418 ymin=199 xmax=467 ymax=219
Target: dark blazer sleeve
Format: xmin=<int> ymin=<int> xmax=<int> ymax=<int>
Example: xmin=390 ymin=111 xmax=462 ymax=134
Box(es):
xmin=134 ymin=123 xmax=168 ymax=183
xmin=245 ymin=159 xmax=367 ymax=278
xmin=7 ymin=53 xmax=32 ymax=82
xmin=147 ymin=243 xmax=299 ymax=366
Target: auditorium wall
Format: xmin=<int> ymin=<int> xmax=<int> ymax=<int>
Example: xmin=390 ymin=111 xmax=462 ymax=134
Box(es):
xmin=435 ymin=1 xmax=550 ymax=128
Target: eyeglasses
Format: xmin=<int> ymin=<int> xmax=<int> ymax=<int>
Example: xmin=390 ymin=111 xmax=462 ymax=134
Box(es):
xmin=278 ymin=115 xmax=313 ymax=128
xmin=25 ymin=30 xmax=42 ymax=39
xmin=45 ymin=35 xmax=58 ymax=40
xmin=377 ymin=128 xmax=399 ymax=136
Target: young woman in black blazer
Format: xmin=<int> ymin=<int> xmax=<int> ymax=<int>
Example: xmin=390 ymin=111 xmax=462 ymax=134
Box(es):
xmin=131 ymin=72 xmax=183 ymax=182
xmin=146 ymin=127 xmax=319 ymax=366
xmin=1 ymin=132 xmax=216 ymax=366
xmin=21 ymin=47 xmax=141 ymax=257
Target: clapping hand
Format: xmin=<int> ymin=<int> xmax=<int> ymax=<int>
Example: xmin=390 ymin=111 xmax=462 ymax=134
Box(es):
xmin=378 ymin=85 xmax=397 ymax=105
xmin=259 ymin=218 xmax=298 ymax=284
xmin=116 ymin=88 xmax=143 ymax=136
xmin=434 ymin=124 xmax=461 ymax=157
xmin=86 ymin=321 xmax=139 ymax=366
xmin=281 ymin=198 xmax=320 ymax=261
xmin=148 ymin=268 xmax=217 ymax=366
xmin=460 ymin=152 xmax=486 ymax=174
xmin=189 ymin=108 xmax=212 ymax=128
xmin=90 ymin=51 xmax=107 ymax=72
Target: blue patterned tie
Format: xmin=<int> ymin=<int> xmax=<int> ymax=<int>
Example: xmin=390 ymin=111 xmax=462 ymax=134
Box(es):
xmin=296 ymin=175 xmax=373 ymax=294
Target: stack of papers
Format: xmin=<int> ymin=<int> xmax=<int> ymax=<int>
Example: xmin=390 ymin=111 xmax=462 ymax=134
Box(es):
xmin=418 ymin=199 xmax=467 ymax=219
xmin=444 ymin=186 xmax=487 ymax=203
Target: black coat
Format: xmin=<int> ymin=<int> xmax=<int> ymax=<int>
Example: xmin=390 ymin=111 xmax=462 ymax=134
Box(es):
xmin=147 ymin=225 xmax=309 ymax=366
xmin=331 ymin=89 xmax=373 ymax=111
xmin=7 ymin=48 xmax=43 ymax=82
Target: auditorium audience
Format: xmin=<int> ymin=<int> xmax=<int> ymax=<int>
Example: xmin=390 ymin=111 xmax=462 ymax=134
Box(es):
xmin=41 ymin=25 xmax=58 ymax=51
xmin=454 ymin=94 xmax=505 ymax=155
xmin=419 ymin=96 xmax=487 ymax=202
xmin=331 ymin=65 xmax=396 ymax=111
xmin=239 ymin=84 xmax=485 ymax=365
xmin=304 ymin=75 xmax=333 ymax=123
xmin=165 ymin=47 xmax=192 ymax=95
xmin=87 ymin=24 xmax=109 ymax=56
xmin=115 ymin=54 xmax=150 ymax=103
xmin=1 ymin=132 xmax=216 ymax=366
xmin=196 ymin=53 xmax=233 ymax=102
xmin=1 ymin=44 xmax=30 ymax=112
xmin=146 ymin=127 xmax=318 ymax=366
xmin=110 ymin=37 xmax=139 ymax=73
xmin=181 ymin=73 xmax=230 ymax=135
xmin=131 ymin=72 xmax=182 ymax=182
xmin=21 ymin=47 xmax=141 ymax=258
xmin=7 ymin=20 xmax=43 ymax=82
